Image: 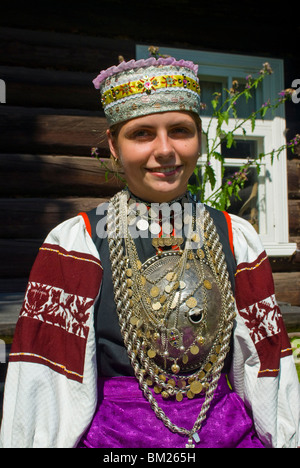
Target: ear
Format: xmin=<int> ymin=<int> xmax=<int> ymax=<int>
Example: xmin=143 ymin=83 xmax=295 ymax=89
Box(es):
xmin=106 ymin=129 xmax=119 ymax=160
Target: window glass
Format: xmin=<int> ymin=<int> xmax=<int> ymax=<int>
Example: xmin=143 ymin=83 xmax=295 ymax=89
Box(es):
xmin=231 ymin=78 xmax=259 ymax=118
xmin=221 ymin=139 xmax=264 ymax=233
xmin=223 ymin=165 xmax=259 ymax=230
xmin=198 ymin=79 xmax=224 ymax=116
xmin=221 ymin=139 xmax=257 ymax=159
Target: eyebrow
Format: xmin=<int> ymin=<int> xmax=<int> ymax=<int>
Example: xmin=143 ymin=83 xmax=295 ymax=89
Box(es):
xmin=125 ymin=119 xmax=195 ymax=132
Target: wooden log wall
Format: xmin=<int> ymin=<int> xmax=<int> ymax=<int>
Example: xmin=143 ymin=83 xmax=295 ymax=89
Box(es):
xmin=0 ymin=27 xmax=130 ymax=293
xmin=272 ymin=157 xmax=300 ymax=307
xmin=0 ymin=26 xmax=299 ymax=308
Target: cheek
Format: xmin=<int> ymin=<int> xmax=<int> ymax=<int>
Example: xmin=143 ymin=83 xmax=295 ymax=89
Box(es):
xmin=179 ymin=135 xmax=200 ymax=155
xmin=119 ymin=144 xmax=150 ymax=170
xmin=180 ymin=143 xmax=199 ymax=164
xmin=118 ymin=155 xmax=143 ymax=181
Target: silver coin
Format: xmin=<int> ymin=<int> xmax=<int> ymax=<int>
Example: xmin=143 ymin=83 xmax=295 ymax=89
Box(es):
xmin=149 ymin=206 xmax=160 ymax=219
xmin=136 ymin=218 xmax=149 ymax=231
xmin=174 ymin=216 xmax=183 ymax=229
xmin=137 ymin=203 xmax=148 ymax=216
xmin=149 ymin=222 xmax=161 ymax=235
xmin=162 ymin=221 xmax=173 ymax=235
xmin=183 ymin=214 xmax=192 ymax=225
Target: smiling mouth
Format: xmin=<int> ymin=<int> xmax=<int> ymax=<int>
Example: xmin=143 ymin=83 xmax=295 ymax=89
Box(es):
xmin=146 ymin=166 xmax=182 ymax=176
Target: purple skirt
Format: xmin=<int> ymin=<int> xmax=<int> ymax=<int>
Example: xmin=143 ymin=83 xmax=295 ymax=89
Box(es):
xmin=78 ymin=375 xmax=264 ymax=448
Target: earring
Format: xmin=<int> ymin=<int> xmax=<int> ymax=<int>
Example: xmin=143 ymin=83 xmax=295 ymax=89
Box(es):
xmin=110 ymin=153 xmax=120 ymax=166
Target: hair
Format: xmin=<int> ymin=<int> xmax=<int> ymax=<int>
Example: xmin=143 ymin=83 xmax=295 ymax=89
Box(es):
xmin=108 ymin=121 xmax=124 ymax=142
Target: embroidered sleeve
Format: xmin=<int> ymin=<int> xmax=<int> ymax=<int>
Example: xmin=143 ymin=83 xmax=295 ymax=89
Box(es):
xmin=0 ymin=215 xmax=103 ymax=447
xmin=230 ymin=214 xmax=292 ymax=377
xmin=229 ymin=213 xmax=300 ymax=448
xmin=10 ymin=242 xmax=102 ymax=382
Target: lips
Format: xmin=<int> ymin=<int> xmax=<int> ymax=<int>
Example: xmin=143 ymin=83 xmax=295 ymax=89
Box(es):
xmin=146 ymin=165 xmax=182 ymax=176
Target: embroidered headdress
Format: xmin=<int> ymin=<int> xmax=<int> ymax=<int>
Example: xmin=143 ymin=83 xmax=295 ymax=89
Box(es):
xmin=93 ymin=57 xmax=201 ymax=126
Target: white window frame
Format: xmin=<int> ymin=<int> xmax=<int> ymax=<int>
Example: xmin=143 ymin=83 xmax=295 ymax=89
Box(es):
xmin=136 ymin=45 xmax=296 ymax=257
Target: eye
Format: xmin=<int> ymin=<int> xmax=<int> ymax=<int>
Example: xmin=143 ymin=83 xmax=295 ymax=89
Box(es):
xmin=134 ymin=130 xmax=148 ymax=137
xmin=170 ymin=126 xmax=194 ymax=138
xmin=128 ymin=128 xmax=153 ymax=140
xmin=172 ymin=127 xmax=188 ymax=134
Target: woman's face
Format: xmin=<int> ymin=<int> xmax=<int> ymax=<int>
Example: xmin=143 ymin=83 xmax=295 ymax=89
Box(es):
xmin=107 ymin=111 xmax=201 ymax=203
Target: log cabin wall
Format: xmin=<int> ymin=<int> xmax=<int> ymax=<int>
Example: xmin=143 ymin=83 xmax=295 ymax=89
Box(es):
xmin=273 ymin=157 xmax=300 ymax=307
xmin=0 ymin=27 xmax=130 ymax=298
xmin=0 ymin=1 xmax=299 ymax=329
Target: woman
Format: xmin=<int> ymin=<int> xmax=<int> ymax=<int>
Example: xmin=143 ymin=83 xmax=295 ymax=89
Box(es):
xmin=0 ymin=57 xmax=299 ymax=448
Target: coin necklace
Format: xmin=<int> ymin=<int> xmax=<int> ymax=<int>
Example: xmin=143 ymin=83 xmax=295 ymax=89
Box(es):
xmin=127 ymin=190 xmax=188 ymax=245
xmin=123 ymin=203 xmax=208 ymax=374
xmin=107 ymin=190 xmax=236 ymax=448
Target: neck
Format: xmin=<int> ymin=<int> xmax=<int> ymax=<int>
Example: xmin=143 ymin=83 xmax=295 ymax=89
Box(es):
xmin=127 ymin=188 xmax=191 ymax=205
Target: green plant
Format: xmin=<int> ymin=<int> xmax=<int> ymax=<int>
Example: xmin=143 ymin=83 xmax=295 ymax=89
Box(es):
xmin=91 ymin=147 xmax=126 ymax=184
xmin=187 ymin=63 xmax=300 ymax=210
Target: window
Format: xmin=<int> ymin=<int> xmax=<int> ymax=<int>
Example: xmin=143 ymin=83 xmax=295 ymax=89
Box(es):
xmin=220 ymin=138 xmax=263 ymax=233
xmin=136 ymin=45 xmax=296 ymax=256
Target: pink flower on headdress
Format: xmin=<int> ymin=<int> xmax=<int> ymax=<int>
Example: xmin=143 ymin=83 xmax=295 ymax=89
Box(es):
xmin=137 ymin=76 xmax=159 ymax=94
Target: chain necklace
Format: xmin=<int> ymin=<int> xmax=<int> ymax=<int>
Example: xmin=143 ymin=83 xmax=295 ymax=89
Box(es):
xmin=107 ymin=189 xmax=236 ymax=448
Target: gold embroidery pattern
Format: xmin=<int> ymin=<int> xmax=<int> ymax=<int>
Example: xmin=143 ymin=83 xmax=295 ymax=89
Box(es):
xmin=40 ymin=246 xmax=103 ymax=270
xmin=258 ymin=368 xmax=279 ymax=375
xmin=9 ymin=352 xmax=83 ymax=379
xmin=102 ymin=74 xmax=200 ymax=107
xmin=235 ymin=254 xmax=268 ymax=276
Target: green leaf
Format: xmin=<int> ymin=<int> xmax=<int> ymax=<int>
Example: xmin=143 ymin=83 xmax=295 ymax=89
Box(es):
xmin=226 ymin=132 xmax=234 ymax=149
xmin=206 ymin=165 xmax=216 ymax=190
xmin=244 ymin=89 xmax=252 ymax=102
xmin=217 ymin=112 xmax=224 ymax=127
xmin=187 ymin=183 xmax=197 ymax=196
xmin=211 ymin=99 xmax=218 ymax=110
xmin=212 ymin=151 xmax=224 ymax=162
xmin=251 ymin=113 xmax=256 ymax=132
xmin=227 ymin=184 xmax=233 ymax=196
xmin=260 ymin=106 xmax=268 ymax=119
xmin=258 ymin=152 xmax=264 ymax=161
xmin=219 ymin=192 xmax=227 ymax=211
xmin=270 ymin=149 xmax=275 ymax=164
xmin=223 ymin=110 xmax=229 ymax=125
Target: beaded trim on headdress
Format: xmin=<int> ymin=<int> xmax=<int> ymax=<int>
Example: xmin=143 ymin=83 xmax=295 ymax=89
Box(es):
xmin=93 ymin=57 xmax=201 ymax=126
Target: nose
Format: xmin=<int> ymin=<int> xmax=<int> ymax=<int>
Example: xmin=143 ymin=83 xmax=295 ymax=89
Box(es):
xmin=153 ymin=131 xmax=175 ymax=159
